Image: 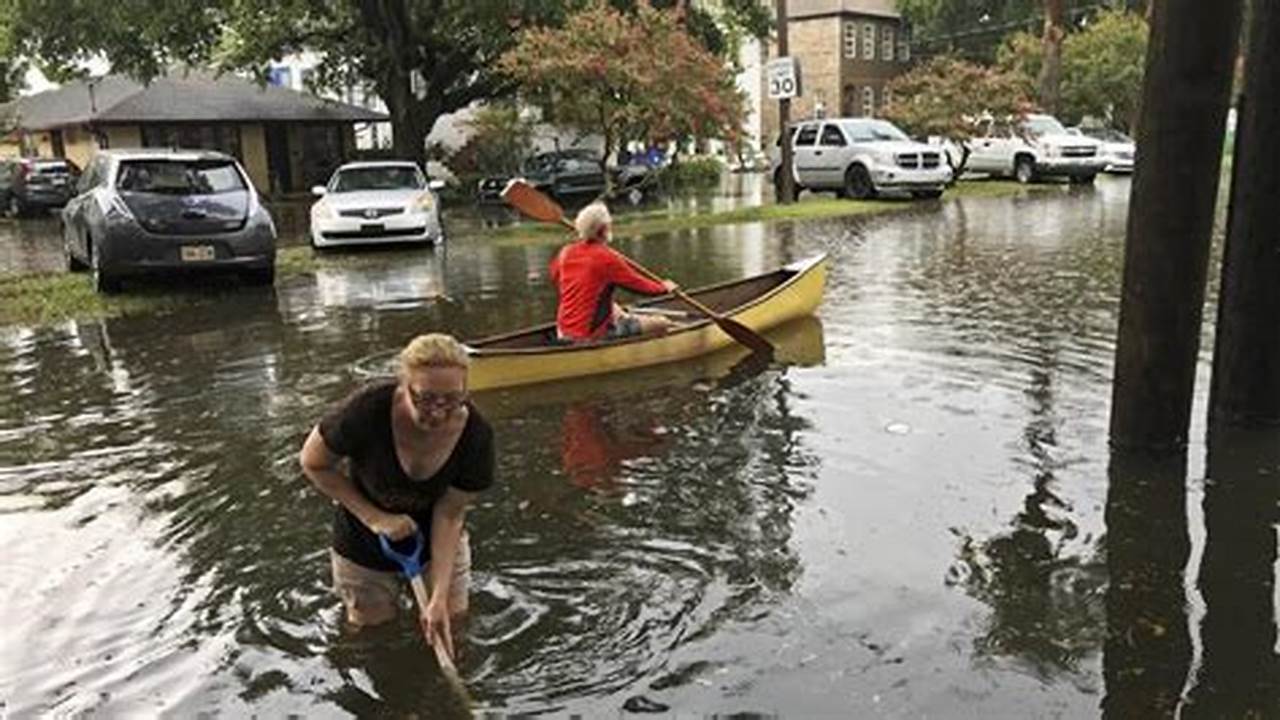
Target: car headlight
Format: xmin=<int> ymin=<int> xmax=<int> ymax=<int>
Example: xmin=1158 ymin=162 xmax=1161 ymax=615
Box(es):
xmin=313 ymin=200 xmax=335 ymax=221
xmin=1043 ymin=145 xmax=1060 ymax=157
xmin=413 ymin=192 xmax=435 ymax=211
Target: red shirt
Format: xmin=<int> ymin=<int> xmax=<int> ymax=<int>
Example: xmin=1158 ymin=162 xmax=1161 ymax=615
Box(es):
xmin=548 ymin=241 xmax=667 ymax=340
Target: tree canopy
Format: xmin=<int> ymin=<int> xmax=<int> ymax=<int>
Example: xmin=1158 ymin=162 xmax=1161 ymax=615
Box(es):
xmin=882 ymin=55 xmax=1033 ymax=175
xmin=498 ymin=1 xmax=745 ymax=190
xmin=998 ymin=10 xmax=1148 ymax=129
xmin=2 ymin=0 xmax=770 ymax=166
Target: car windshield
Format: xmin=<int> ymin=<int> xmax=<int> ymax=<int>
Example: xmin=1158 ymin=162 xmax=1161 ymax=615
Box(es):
xmin=332 ymin=166 xmax=423 ymax=192
xmin=1023 ymin=116 xmax=1069 ymax=137
xmin=117 ymin=160 xmax=246 ymax=195
xmin=840 ymin=119 xmax=910 ymax=142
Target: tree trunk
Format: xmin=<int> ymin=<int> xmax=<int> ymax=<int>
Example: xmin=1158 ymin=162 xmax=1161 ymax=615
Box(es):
xmin=1037 ymin=0 xmax=1066 ymax=114
xmin=382 ymin=72 xmax=437 ymax=168
xmin=1102 ymin=450 xmax=1191 ymax=718
xmin=1209 ymin=0 xmax=1280 ymax=426
xmin=1109 ymin=0 xmax=1245 ymax=450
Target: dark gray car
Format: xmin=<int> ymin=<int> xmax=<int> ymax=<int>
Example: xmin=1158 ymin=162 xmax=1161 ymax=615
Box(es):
xmin=0 ymin=158 xmax=79 ymax=217
xmin=62 ymin=149 xmax=276 ymax=293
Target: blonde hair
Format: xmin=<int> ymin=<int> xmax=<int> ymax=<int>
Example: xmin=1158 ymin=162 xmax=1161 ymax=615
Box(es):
xmin=574 ymin=201 xmax=612 ymax=242
xmin=398 ymin=333 xmax=470 ymax=376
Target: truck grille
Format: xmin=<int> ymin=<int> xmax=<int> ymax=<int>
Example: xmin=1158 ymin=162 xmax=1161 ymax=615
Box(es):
xmin=896 ymin=152 xmax=942 ymax=169
xmin=1061 ymin=146 xmax=1098 ymax=158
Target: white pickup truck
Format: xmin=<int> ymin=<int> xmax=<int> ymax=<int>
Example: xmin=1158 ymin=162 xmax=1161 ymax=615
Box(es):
xmin=966 ymin=113 xmax=1108 ymax=184
xmin=772 ymin=118 xmax=953 ymax=200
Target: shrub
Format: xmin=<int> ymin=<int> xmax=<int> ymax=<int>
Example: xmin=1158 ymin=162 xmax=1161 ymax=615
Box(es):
xmin=654 ymin=156 xmax=722 ymax=192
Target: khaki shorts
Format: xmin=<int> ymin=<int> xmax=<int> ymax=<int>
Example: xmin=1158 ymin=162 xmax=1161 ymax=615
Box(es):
xmin=330 ymin=530 xmax=472 ymax=618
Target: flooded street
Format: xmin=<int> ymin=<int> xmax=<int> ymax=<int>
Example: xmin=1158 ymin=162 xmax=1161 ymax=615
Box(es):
xmin=2 ymin=177 xmax=1276 ymax=717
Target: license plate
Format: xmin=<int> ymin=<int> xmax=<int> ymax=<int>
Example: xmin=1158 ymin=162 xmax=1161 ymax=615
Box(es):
xmin=360 ymin=223 xmax=385 ymax=233
xmin=180 ymin=245 xmax=215 ymax=261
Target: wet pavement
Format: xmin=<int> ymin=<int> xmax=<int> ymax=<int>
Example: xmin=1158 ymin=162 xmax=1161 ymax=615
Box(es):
xmin=1 ymin=175 xmax=1277 ymax=717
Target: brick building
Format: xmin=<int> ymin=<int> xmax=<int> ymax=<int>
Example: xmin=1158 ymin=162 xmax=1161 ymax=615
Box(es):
xmin=760 ymin=0 xmax=913 ymax=145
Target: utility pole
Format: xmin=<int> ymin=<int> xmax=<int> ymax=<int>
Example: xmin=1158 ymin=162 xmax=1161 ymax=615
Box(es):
xmin=1209 ymin=0 xmax=1280 ymax=427
xmin=1109 ymin=0 xmax=1245 ymax=450
xmin=776 ymin=0 xmax=795 ymax=204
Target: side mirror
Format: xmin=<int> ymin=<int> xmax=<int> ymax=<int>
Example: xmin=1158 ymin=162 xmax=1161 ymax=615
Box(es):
xmin=311 ymin=185 xmax=327 ymax=197
xmin=428 ymin=179 xmax=446 ymax=190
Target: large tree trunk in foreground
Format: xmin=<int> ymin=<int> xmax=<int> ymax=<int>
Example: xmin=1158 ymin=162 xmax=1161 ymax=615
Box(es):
xmin=1109 ymin=0 xmax=1244 ymax=450
xmin=1209 ymin=0 xmax=1280 ymax=426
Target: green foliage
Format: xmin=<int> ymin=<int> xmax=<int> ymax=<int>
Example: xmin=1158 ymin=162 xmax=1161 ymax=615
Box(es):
xmin=0 ymin=1 xmax=24 ymax=103
xmin=499 ymin=1 xmax=745 ymax=190
xmin=883 ymin=55 xmax=1033 ymax=142
xmin=995 ymin=30 xmax=1042 ymax=97
xmin=654 ymin=156 xmax=722 ymax=192
xmin=5 ymin=0 xmax=568 ymax=163
xmin=1060 ymin=10 xmax=1147 ymax=130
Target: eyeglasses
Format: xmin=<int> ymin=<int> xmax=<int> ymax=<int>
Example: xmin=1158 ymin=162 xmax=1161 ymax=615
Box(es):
xmin=408 ymin=387 xmax=468 ymax=412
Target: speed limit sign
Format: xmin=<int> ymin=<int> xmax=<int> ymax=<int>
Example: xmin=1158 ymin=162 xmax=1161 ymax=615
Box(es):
xmin=766 ymin=57 xmax=802 ymax=99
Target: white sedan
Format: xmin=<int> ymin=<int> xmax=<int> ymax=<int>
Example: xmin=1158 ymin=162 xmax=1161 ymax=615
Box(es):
xmin=309 ymin=161 xmax=445 ymax=248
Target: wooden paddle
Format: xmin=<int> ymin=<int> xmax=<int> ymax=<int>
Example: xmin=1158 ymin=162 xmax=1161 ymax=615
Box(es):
xmin=500 ymin=179 xmax=775 ymax=357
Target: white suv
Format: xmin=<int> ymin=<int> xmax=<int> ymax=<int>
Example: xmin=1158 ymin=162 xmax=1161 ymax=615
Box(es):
xmin=772 ymin=118 xmax=953 ymax=200
xmin=966 ymin=113 xmax=1107 ymax=184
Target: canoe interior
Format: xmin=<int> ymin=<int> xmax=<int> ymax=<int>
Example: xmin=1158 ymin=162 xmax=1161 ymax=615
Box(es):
xmin=468 ymin=268 xmax=793 ymax=351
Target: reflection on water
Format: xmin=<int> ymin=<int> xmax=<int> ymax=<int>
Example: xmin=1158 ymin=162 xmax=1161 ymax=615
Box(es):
xmin=1184 ymin=427 xmax=1280 ymax=717
xmin=5 ymin=176 xmax=1280 ymax=716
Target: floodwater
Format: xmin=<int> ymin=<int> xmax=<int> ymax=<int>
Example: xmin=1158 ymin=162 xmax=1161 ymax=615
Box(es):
xmin=2 ymin=176 xmax=1277 ymax=718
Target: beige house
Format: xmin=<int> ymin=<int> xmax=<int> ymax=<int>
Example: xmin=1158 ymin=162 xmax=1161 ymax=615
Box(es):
xmin=761 ymin=0 xmax=913 ymax=144
xmin=0 ymin=69 xmax=386 ymax=195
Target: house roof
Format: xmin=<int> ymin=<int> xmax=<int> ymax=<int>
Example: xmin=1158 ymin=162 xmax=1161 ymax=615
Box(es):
xmin=0 ymin=69 xmax=387 ymax=131
xmin=788 ymin=0 xmax=901 ymax=20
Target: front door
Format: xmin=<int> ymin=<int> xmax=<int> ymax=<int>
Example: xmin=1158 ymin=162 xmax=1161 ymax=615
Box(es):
xmin=265 ymin=124 xmax=292 ymax=194
xmin=815 ymin=123 xmax=850 ymax=187
xmin=791 ymin=123 xmax=821 ymax=187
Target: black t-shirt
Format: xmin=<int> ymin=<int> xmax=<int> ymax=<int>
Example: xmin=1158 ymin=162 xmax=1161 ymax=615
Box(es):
xmin=318 ymin=380 xmax=495 ymax=571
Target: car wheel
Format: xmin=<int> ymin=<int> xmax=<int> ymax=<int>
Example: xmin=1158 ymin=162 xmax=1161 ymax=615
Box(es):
xmin=1069 ymin=173 xmax=1097 ymax=185
xmin=1014 ymin=156 xmax=1036 ymax=184
xmin=7 ymin=194 xmax=23 ymax=219
xmin=911 ymin=189 xmax=945 ymax=200
xmin=843 ymin=164 xmax=876 ymax=200
xmin=244 ymin=265 xmax=275 ymax=287
xmin=89 ymin=239 xmax=121 ymax=294
xmin=65 ymin=239 xmax=88 ymax=272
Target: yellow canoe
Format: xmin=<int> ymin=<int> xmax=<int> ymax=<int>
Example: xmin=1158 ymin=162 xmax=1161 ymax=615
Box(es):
xmin=465 ymin=253 xmax=829 ymax=391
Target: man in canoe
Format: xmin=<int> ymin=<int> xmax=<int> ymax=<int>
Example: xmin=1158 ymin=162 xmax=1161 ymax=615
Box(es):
xmin=549 ymin=201 xmax=679 ymax=343
xmin=298 ymin=333 xmax=494 ymax=660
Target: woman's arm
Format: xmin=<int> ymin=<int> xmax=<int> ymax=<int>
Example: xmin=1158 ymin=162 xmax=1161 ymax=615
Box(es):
xmin=298 ymin=425 xmax=416 ymax=540
xmin=422 ymin=486 xmax=478 ymax=658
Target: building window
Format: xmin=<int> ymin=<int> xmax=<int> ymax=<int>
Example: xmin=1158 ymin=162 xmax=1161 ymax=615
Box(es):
xmin=862 ymin=86 xmax=876 ymax=117
xmin=883 ymin=85 xmax=894 ymax=110
xmin=898 ymin=28 xmax=911 ymax=62
xmin=882 ymin=27 xmax=895 ymax=61
xmin=862 ymin=23 xmax=876 ymax=60
xmin=843 ymin=22 xmax=858 ymax=59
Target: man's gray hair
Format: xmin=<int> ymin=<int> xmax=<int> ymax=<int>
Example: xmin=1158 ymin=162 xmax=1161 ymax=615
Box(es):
xmin=574 ymin=201 xmax=612 ymax=242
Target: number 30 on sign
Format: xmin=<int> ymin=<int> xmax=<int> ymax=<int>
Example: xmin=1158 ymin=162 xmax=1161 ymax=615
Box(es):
xmin=766 ymin=57 xmax=801 ymax=99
